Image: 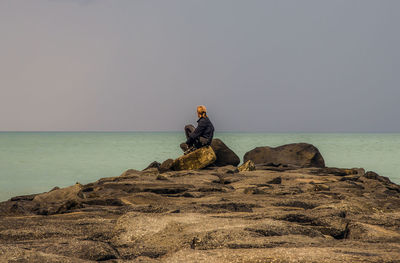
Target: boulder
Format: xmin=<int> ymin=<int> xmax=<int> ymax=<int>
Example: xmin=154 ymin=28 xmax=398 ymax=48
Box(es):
xmin=243 ymin=143 xmax=325 ymax=168
xmin=210 ymin=139 xmax=240 ymax=166
xmin=159 ymin=159 xmax=174 ymax=173
xmin=172 ymin=146 xmax=216 ymax=171
xmin=238 ymin=160 xmax=256 ymax=172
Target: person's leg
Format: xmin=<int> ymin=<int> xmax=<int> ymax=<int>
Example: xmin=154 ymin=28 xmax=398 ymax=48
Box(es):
xmin=185 ymin=124 xmax=195 ymax=139
xmin=181 ymin=124 xmax=196 ymax=152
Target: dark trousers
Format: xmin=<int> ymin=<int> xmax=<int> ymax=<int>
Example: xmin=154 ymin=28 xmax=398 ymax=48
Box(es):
xmin=180 ymin=124 xmax=208 ymax=152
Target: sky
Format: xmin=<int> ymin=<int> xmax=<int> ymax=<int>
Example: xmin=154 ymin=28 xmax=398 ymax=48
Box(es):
xmin=0 ymin=0 xmax=399 ymax=132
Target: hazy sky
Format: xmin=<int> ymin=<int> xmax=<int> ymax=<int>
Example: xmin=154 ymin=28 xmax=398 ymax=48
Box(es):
xmin=1 ymin=0 xmax=399 ymax=132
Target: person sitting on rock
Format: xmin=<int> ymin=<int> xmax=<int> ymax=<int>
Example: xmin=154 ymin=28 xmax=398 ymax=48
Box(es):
xmin=180 ymin=105 xmax=215 ymax=154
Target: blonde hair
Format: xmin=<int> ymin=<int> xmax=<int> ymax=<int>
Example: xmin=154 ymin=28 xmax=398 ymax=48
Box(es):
xmin=197 ymin=105 xmax=207 ymax=117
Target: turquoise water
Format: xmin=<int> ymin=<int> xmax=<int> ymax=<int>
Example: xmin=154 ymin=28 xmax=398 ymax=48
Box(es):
xmin=0 ymin=132 xmax=399 ymax=201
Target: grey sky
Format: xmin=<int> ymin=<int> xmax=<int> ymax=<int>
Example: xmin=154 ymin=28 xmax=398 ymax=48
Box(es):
xmin=1 ymin=0 xmax=399 ymax=132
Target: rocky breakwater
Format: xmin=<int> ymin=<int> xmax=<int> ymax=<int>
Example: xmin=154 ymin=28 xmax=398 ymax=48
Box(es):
xmin=1 ymin=142 xmax=400 ymax=262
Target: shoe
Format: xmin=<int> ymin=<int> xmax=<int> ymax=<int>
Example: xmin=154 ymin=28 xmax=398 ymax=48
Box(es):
xmin=184 ymin=146 xmax=196 ymax=155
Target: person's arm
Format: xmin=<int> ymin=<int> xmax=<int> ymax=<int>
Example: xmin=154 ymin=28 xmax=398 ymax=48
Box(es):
xmin=186 ymin=120 xmax=206 ymax=145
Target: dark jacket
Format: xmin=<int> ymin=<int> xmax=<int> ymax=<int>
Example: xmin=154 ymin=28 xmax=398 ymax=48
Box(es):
xmin=186 ymin=116 xmax=214 ymax=146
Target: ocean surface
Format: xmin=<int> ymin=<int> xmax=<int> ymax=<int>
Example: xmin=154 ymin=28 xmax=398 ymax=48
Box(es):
xmin=0 ymin=132 xmax=399 ymax=202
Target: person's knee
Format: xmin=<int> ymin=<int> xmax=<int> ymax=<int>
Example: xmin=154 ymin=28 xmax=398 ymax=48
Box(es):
xmin=185 ymin=124 xmax=195 ymax=131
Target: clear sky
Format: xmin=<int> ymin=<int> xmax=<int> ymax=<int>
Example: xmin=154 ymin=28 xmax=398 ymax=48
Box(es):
xmin=1 ymin=0 xmax=399 ymax=132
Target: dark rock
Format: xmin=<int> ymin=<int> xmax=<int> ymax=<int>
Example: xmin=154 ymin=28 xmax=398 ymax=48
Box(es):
xmin=267 ymin=177 xmax=282 ymax=184
xmin=243 ymin=143 xmax=325 ymax=168
xmin=159 ymin=159 xmax=174 ymax=173
xmin=364 ymin=171 xmax=392 ymax=184
xmin=211 ymin=139 xmax=240 ymax=166
xmin=143 ymin=161 xmax=161 ymax=171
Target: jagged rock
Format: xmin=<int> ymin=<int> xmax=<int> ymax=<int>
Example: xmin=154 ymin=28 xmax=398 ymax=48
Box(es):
xmin=243 ymin=143 xmax=325 ymax=168
xmin=172 ymin=146 xmax=216 ymax=171
xmin=211 ymin=139 xmax=240 ymax=166
xmin=143 ymin=161 xmax=161 ymax=171
xmin=33 ymin=183 xmax=83 ymax=204
xmin=238 ymin=160 xmax=256 ymax=172
xmin=1 ymin=162 xmax=400 ymax=262
xmin=159 ymin=159 xmax=174 ymax=173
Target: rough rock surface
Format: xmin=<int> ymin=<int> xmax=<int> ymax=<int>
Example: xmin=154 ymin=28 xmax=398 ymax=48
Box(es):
xmin=238 ymin=160 xmax=256 ymax=172
xmin=210 ymin=139 xmax=240 ymax=166
xmin=244 ymin=143 xmax=326 ymax=168
xmin=1 ymin=164 xmax=400 ymax=262
xmin=172 ymin=146 xmax=216 ymax=171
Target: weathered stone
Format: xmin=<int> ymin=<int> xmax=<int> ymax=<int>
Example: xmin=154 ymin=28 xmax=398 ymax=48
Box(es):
xmin=244 ymin=143 xmax=325 ymax=168
xmin=33 ymin=183 xmax=83 ymax=204
xmin=159 ymin=159 xmax=174 ymax=173
xmin=267 ymin=177 xmax=282 ymax=184
xmin=313 ymin=184 xmax=330 ymax=191
xmin=172 ymin=146 xmax=216 ymax=171
xmin=215 ymin=165 xmax=239 ymax=174
xmin=210 ymin=139 xmax=240 ymax=166
xmin=120 ymin=169 xmax=140 ymax=177
xmin=143 ymin=161 xmax=161 ymax=171
xmin=1 ymin=162 xmax=400 ymax=263
xmin=238 ymin=160 xmax=256 ymax=172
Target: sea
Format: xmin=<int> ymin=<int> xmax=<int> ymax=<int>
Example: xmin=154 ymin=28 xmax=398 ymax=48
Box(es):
xmin=0 ymin=132 xmax=399 ymax=202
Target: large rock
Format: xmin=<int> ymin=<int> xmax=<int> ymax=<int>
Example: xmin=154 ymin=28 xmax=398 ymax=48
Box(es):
xmin=243 ymin=143 xmax=325 ymax=168
xmin=172 ymin=146 xmax=216 ymax=171
xmin=210 ymin=139 xmax=240 ymax=166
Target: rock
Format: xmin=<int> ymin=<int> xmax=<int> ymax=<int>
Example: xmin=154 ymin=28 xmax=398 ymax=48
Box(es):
xmin=313 ymin=184 xmax=330 ymax=191
xmin=238 ymin=160 xmax=256 ymax=172
xmin=33 ymin=183 xmax=83 ymax=204
xmin=172 ymin=146 xmax=216 ymax=171
xmin=267 ymin=177 xmax=282 ymax=184
xmin=140 ymin=167 xmax=159 ymax=176
xmin=215 ymin=165 xmax=239 ymax=174
xmin=243 ymin=143 xmax=325 ymax=168
xmin=159 ymin=159 xmax=174 ymax=173
xmin=364 ymin=171 xmax=391 ymax=184
xmin=311 ymin=167 xmax=359 ymax=176
xmin=156 ymin=174 xmax=168 ymax=181
xmin=143 ymin=161 xmax=161 ymax=171
xmin=210 ymin=139 xmax=240 ymax=166
xmin=120 ymin=169 xmax=140 ymax=177
xmin=347 ymin=222 xmax=400 ymax=242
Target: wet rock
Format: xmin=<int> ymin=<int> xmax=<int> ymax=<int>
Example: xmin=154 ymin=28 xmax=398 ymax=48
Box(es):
xmin=172 ymin=146 xmax=216 ymax=171
xmin=238 ymin=160 xmax=256 ymax=172
xmin=210 ymin=139 xmax=240 ymax=166
xmin=244 ymin=143 xmax=325 ymax=168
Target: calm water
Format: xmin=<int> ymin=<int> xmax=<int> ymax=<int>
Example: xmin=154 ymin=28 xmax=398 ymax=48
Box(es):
xmin=0 ymin=132 xmax=399 ymax=201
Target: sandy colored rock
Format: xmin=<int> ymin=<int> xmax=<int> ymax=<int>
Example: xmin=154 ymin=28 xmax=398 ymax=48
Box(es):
xmin=172 ymin=146 xmax=216 ymax=171
xmin=238 ymin=160 xmax=256 ymax=172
